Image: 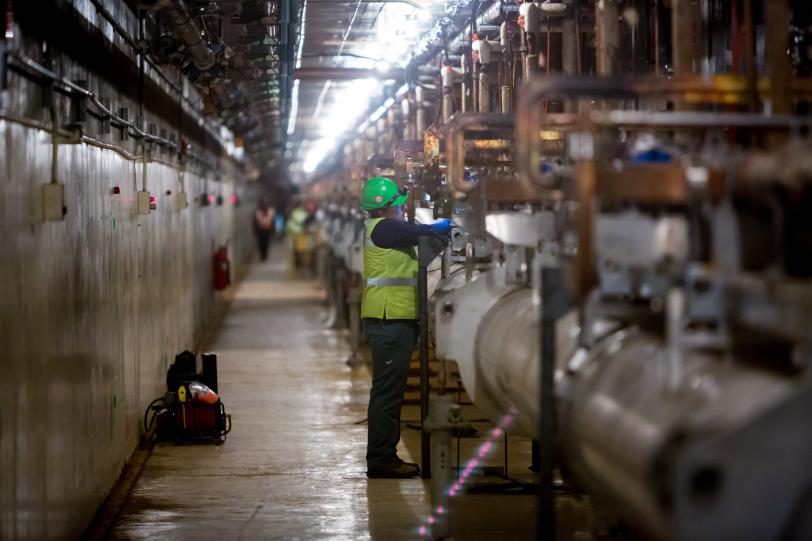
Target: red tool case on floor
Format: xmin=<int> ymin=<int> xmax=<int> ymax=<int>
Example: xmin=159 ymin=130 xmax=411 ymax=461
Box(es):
xmin=175 ymin=398 xmax=231 ymax=443
xmin=144 ymin=351 xmax=232 ymax=445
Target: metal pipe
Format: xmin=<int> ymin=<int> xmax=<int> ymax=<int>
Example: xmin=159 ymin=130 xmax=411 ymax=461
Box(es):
xmin=666 ymin=288 xmax=685 ymax=390
xmin=524 ymin=54 xmax=538 ymax=81
xmin=500 ymin=85 xmax=511 ymax=113
xmin=442 ymin=94 xmax=454 ymax=124
xmin=766 ymin=0 xmax=792 ymax=116
xmin=538 ymin=265 xmax=570 ymax=541
xmin=478 ymin=71 xmax=491 ymax=113
xmin=161 ymin=0 xmax=216 ymax=71
xmin=654 ymin=0 xmax=661 ymax=74
xmin=435 ymin=273 xmax=808 ymax=540
xmin=418 ymin=236 xmax=432 ymax=479
xmin=442 ymin=65 xmax=454 ymax=124
xmin=743 ymin=0 xmax=758 ymax=111
xmin=596 ymin=0 xmax=620 ymax=76
xmin=515 ymin=75 xmax=812 ymax=192
xmin=562 ymin=18 xmax=577 ymax=76
xmin=48 ymin=88 xmax=59 ymax=184
xmin=671 ymin=0 xmax=696 ymax=74
xmin=444 ymin=112 xmax=513 ymax=196
xmin=562 ymin=330 xmax=802 ymax=541
xmin=416 ymin=86 xmax=426 ymax=134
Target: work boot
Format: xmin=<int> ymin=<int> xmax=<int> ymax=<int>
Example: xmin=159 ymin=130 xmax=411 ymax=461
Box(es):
xmin=367 ymin=458 xmax=420 ymax=479
xmin=394 ymin=456 xmax=420 ymax=472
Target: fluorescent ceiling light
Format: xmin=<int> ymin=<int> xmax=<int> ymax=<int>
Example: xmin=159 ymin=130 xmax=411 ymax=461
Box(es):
xmin=295 ymin=0 xmax=308 ymax=69
xmin=369 ymin=105 xmax=388 ymax=122
xmin=303 ymin=138 xmax=335 ymax=173
xmin=298 ymin=1 xmax=439 ymax=177
xmin=287 ymin=79 xmax=300 ymax=135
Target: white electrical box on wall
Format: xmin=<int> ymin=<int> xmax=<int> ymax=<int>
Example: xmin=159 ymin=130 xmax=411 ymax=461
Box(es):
xmin=176 ymin=191 xmax=188 ymax=210
xmin=137 ymin=190 xmax=152 ymax=215
xmin=42 ymin=183 xmax=65 ymax=221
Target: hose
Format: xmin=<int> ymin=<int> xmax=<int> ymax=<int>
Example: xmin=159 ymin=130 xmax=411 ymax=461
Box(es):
xmin=143 ymin=396 xmax=168 ymax=433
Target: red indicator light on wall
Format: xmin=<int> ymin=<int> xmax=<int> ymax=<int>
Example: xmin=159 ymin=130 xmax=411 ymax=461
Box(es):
xmin=229 ymin=194 xmax=238 ymax=205
xmin=208 ymin=194 xmax=216 ymax=204
xmin=112 ymin=186 xmax=121 ymax=195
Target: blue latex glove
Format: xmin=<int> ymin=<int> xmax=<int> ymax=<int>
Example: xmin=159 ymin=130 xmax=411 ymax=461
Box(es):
xmin=430 ymin=219 xmax=453 ymax=237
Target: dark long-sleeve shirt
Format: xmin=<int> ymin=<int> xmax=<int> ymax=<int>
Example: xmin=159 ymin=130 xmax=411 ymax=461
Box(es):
xmin=369 ymin=219 xmax=439 ymax=249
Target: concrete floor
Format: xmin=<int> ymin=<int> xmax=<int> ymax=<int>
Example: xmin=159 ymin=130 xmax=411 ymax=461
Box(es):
xmin=107 ymin=249 xmax=564 ymax=540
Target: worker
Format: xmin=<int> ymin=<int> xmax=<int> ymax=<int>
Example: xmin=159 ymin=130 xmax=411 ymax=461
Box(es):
xmin=253 ymin=197 xmax=276 ymax=261
xmin=360 ymin=176 xmax=452 ymax=479
xmin=285 ymin=203 xmax=310 ymax=236
xmin=285 ymin=201 xmax=315 ymax=275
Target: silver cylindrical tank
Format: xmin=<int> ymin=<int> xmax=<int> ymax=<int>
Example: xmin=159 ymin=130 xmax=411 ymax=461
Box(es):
xmin=435 ymin=272 xmax=808 ymax=540
xmin=475 ymin=288 xmax=578 ymax=436
xmin=561 ymin=329 xmax=798 ymax=540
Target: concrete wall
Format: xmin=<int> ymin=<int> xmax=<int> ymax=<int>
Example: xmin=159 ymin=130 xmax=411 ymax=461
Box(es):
xmin=0 ymin=2 xmax=256 ymax=539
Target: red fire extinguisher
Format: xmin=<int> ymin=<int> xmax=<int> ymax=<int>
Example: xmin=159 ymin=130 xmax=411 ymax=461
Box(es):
xmin=213 ymin=245 xmax=230 ymax=291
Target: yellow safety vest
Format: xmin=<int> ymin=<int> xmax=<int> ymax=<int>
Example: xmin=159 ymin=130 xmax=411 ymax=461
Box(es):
xmin=286 ymin=207 xmax=308 ymax=235
xmin=361 ymin=218 xmax=419 ymax=320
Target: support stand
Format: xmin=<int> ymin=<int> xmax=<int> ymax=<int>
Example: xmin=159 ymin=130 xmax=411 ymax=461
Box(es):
xmin=537 ymin=265 xmax=571 ymax=540
xmin=424 ymin=394 xmax=466 ymax=538
xmin=328 ymin=264 xmax=348 ymax=330
xmin=417 ymin=236 xmax=447 ymax=480
xmin=465 ymin=432 xmax=539 ymax=495
xmin=345 ymin=280 xmax=365 ymax=366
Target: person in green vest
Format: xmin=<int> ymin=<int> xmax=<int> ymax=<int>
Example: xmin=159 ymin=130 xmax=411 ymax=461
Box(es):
xmin=360 ymin=176 xmax=452 ymax=479
xmin=285 ymin=205 xmax=310 ymax=235
xmin=285 ymin=202 xmax=317 ymax=275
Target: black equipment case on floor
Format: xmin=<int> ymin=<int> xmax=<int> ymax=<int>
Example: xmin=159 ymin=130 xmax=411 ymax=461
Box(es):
xmin=144 ymin=351 xmax=231 ymax=444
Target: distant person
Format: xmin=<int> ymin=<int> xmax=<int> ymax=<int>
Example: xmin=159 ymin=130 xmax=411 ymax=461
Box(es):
xmin=285 ymin=204 xmax=309 ymax=236
xmin=274 ymin=212 xmax=285 ymax=238
xmin=286 ymin=203 xmax=314 ymax=275
xmin=254 ymin=198 xmax=276 ymax=261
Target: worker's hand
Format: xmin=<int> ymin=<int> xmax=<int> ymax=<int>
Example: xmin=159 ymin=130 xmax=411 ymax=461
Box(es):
xmin=430 ymin=218 xmax=453 ymax=237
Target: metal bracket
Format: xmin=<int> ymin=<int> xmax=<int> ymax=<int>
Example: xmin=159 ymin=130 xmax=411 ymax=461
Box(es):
xmin=418 ymin=235 xmax=448 ymax=480
xmin=537 ymin=264 xmax=572 ymax=541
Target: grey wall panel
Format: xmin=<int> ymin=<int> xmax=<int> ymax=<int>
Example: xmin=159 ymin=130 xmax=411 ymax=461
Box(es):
xmin=0 ymin=118 xmax=249 ymax=540
xmin=0 ymin=1 xmax=261 ymax=536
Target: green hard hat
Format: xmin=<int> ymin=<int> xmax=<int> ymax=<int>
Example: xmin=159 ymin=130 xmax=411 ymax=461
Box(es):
xmin=360 ymin=176 xmax=408 ymax=211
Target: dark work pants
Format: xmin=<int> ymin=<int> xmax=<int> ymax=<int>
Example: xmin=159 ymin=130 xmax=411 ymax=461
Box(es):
xmin=255 ymin=229 xmax=272 ymax=261
xmin=364 ymin=319 xmax=417 ymax=466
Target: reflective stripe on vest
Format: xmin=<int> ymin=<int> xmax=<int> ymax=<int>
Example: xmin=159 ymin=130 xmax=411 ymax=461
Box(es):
xmin=366 ymin=277 xmax=417 ymax=287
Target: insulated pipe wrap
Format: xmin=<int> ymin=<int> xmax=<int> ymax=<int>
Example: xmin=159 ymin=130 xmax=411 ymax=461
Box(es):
xmin=474 ymin=289 xmax=578 ymax=436
xmin=478 ymin=72 xmax=491 ymax=112
xmin=561 ymin=330 xmax=797 ymax=540
xmin=162 ymin=0 xmax=216 ymax=71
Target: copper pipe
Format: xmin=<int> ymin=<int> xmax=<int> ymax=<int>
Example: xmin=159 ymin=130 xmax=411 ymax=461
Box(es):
xmin=444 ymin=112 xmax=513 ymax=197
xmin=654 ymin=0 xmax=661 ymax=75
xmin=161 ymin=0 xmax=216 ymax=71
xmin=575 ymin=159 xmax=596 ymax=299
xmin=743 ymin=0 xmax=759 ymax=111
xmin=516 ymin=74 xmax=812 ymax=191
xmin=766 ymin=0 xmax=792 ymax=116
